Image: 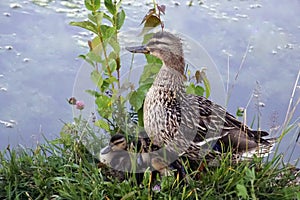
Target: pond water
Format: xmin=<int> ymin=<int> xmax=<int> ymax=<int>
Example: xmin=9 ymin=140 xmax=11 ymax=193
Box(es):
xmin=0 ymin=0 xmax=299 ymax=165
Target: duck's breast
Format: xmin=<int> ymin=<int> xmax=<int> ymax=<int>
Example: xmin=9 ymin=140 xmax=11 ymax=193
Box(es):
xmin=144 ymin=87 xmax=167 ymax=145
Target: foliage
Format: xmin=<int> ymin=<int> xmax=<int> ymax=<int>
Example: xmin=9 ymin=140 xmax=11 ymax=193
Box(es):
xmin=0 ymin=127 xmax=299 ymax=199
xmin=70 ymin=0 xmax=127 ymax=136
xmin=186 ymin=67 xmax=210 ymax=98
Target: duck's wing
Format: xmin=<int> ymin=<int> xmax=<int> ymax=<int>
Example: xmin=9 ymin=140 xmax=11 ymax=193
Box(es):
xmin=183 ymin=94 xmax=276 ymax=154
xmin=212 ymin=99 xmax=276 ymax=153
xmin=180 ymin=94 xmax=228 ymax=144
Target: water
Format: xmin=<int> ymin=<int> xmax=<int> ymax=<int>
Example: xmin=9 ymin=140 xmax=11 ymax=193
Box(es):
xmin=0 ymin=0 xmax=84 ymax=147
xmin=0 ymin=0 xmax=299 ymax=164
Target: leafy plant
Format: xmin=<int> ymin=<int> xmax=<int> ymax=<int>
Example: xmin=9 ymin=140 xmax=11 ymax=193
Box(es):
xmin=70 ymin=0 xmax=130 ymax=136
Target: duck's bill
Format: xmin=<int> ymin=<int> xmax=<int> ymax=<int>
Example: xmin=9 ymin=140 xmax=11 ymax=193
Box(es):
xmin=100 ymin=145 xmax=111 ymax=154
xmin=125 ymin=45 xmax=150 ymax=54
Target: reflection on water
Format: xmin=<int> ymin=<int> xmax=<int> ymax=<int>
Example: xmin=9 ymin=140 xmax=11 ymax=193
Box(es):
xmin=0 ymin=0 xmax=299 ymax=164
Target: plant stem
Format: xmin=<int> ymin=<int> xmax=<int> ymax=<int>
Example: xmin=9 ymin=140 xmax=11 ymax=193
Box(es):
xmin=226 ymin=53 xmax=230 ymax=105
xmin=116 ymin=57 xmax=121 ymax=89
xmin=114 ymin=1 xmax=121 ymax=89
xmin=226 ymin=39 xmax=251 ymax=105
xmin=97 ymin=29 xmax=114 ymax=90
xmin=282 ymin=70 xmax=300 ymax=130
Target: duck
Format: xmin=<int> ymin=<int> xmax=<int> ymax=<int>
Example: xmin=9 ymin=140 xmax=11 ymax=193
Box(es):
xmin=126 ymin=31 xmax=276 ymax=164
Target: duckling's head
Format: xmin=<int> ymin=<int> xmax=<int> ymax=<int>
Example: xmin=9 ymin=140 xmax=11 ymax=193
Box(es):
xmin=151 ymin=156 xmax=172 ymax=176
xmin=126 ymin=31 xmax=185 ymax=74
xmin=101 ymin=134 xmax=127 ymax=155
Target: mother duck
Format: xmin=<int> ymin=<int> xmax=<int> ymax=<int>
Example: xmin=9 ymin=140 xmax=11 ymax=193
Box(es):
xmin=126 ymin=31 xmax=276 ymax=163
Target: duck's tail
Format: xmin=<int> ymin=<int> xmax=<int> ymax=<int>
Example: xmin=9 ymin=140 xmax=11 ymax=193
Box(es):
xmin=239 ymin=137 xmax=277 ymax=159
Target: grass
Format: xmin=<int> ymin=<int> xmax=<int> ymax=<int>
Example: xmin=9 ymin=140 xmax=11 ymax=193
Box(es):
xmin=0 ymin=127 xmax=299 ymax=199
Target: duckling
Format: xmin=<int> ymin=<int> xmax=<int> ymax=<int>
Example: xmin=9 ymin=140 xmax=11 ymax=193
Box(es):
xmin=131 ymin=135 xmax=187 ymax=185
xmin=126 ymin=31 xmax=276 ymax=163
xmin=98 ymin=134 xmax=163 ymax=184
xmin=99 ymin=133 xmax=186 ymax=185
xmin=99 ymin=134 xmax=128 ymax=167
xmin=98 ymin=134 xmax=132 ymax=182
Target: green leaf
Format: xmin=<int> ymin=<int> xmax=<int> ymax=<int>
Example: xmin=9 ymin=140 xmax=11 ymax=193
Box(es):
xmin=104 ymin=76 xmax=118 ymax=84
xmin=296 ymin=192 xmax=300 ymax=200
xmin=200 ymin=69 xmax=211 ymax=98
xmin=142 ymin=33 xmax=154 ymax=44
xmin=88 ymin=13 xmax=97 ymax=24
xmin=84 ymin=0 xmax=100 ymax=11
xmin=96 ymin=95 xmax=112 ymax=118
xmin=104 ymin=0 xmax=116 ymax=14
xmin=186 ymin=83 xmax=204 ymax=96
xmin=100 ymin=25 xmax=116 ymax=39
xmin=108 ymin=51 xmax=116 ymax=60
xmin=137 ymin=83 xmax=152 ymax=95
xmin=137 ymin=108 xmax=144 ymax=127
xmin=140 ymin=8 xmax=161 ymax=35
xmin=143 ymin=15 xmax=161 ymax=28
xmin=84 ymin=0 xmax=93 ymax=11
xmin=70 ymin=21 xmax=98 ymax=34
xmin=236 ymin=184 xmax=248 ymax=199
xmin=108 ymin=38 xmax=120 ymax=53
xmin=95 ymin=12 xmax=104 ymax=25
xmin=245 ymin=168 xmax=255 ymax=181
xmin=139 ymin=63 xmax=161 ymax=85
xmin=100 ymin=77 xmax=117 ymax=92
xmin=128 ymin=84 xmax=151 ymax=124
xmin=194 ymin=85 xmax=204 ymax=96
xmin=186 ymin=83 xmax=196 ymax=95
xmin=91 ymin=70 xmax=103 ymax=89
xmin=95 ymin=119 xmax=110 ymax=131
xmin=236 ymin=107 xmax=244 ymax=117
xmin=129 ymin=83 xmax=151 ymax=112
xmin=139 ymin=78 xmax=153 ymax=86
xmin=87 ymin=11 xmax=105 ymax=26
xmin=85 ymin=89 xmax=100 ymax=97
xmin=101 ymin=80 xmax=110 ymax=92
xmin=129 ymin=91 xmax=144 ymax=112
xmin=86 ymin=51 xmax=102 ymax=63
xmin=103 ymin=12 xmax=113 ymax=23
xmin=116 ymin=9 xmax=125 ymax=30
xmin=107 ymin=59 xmax=117 ymax=73
xmin=145 ymin=54 xmax=163 ymax=64
xmin=89 ymin=36 xmax=101 ymax=52
xmin=78 ymin=54 xmax=95 ymax=67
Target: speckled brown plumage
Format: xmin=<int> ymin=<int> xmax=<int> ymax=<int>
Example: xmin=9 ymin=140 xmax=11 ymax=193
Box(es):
xmin=126 ymin=31 xmax=276 ymax=161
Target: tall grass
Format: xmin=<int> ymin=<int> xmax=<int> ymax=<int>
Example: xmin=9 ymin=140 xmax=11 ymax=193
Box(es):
xmin=0 ymin=122 xmax=299 ymax=199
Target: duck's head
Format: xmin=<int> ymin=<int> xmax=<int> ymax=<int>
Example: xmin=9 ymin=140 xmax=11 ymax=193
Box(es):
xmin=126 ymin=31 xmax=185 ymax=74
xmin=100 ymin=134 xmax=127 ymax=155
